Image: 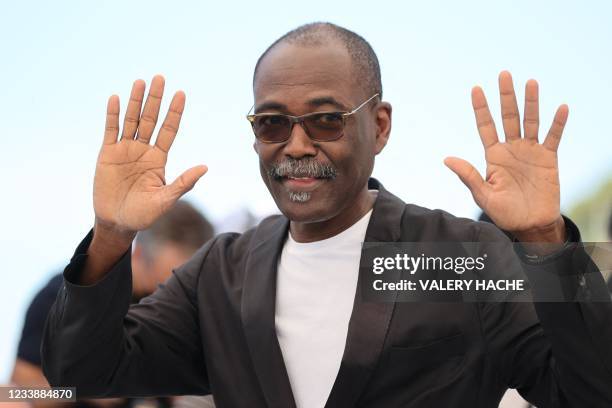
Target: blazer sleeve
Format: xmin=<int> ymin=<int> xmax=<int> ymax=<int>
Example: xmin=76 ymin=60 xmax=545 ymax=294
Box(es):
xmin=478 ymin=219 xmax=612 ymax=407
xmin=41 ymin=229 xmax=212 ymax=398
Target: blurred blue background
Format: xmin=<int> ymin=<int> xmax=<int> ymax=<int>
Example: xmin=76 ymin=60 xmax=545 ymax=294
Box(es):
xmin=1 ymin=0 xmax=611 ymax=382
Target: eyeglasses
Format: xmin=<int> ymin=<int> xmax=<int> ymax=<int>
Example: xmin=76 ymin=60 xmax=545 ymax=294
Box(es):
xmin=246 ymin=93 xmax=379 ymax=143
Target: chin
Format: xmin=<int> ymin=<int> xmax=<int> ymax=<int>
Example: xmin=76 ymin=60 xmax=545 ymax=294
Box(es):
xmin=276 ymin=195 xmax=337 ymax=223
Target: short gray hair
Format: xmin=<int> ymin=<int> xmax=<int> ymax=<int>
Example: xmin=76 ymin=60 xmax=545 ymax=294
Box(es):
xmin=136 ymin=200 xmax=214 ymax=261
xmin=254 ymin=22 xmax=382 ymax=99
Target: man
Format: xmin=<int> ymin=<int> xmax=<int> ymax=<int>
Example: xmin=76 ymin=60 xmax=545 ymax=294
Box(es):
xmin=131 ymin=200 xmax=214 ymax=300
xmin=12 ymin=274 xmax=63 ymax=391
xmin=13 ymin=201 xmax=214 ymax=408
xmin=42 ymin=23 xmax=612 ymax=407
xmin=608 ymin=209 xmax=612 ymax=293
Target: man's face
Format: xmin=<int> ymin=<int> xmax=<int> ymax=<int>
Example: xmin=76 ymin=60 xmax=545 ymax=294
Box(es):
xmin=253 ymin=41 xmax=387 ymax=223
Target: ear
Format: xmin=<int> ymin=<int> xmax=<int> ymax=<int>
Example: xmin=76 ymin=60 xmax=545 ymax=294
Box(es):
xmin=374 ymin=102 xmax=392 ymax=155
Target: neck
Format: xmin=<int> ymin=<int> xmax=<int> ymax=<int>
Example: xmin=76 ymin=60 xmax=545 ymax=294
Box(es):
xmin=289 ymin=187 xmax=375 ymax=243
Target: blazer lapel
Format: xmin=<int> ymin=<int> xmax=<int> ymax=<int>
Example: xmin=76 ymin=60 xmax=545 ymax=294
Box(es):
xmin=325 ymin=179 xmax=406 ymax=407
xmin=240 ymin=178 xmax=407 ymax=408
xmin=241 ymin=215 xmax=297 ymax=408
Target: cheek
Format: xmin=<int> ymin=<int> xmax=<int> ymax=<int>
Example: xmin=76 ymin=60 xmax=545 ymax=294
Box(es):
xmin=341 ymin=153 xmax=373 ymax=187
xmin=255 ymin=141 xmax=278 ymax=162
xmin=255 ymin=144 xmax=279 ymax=186
xmin=259 ymin=160 xmax=270 ymax=186
xmin=333 ymin=130 xmax=375 ymax=180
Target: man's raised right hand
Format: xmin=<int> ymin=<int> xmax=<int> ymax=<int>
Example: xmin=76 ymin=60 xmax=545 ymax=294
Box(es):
xmin=83 ymin=75 xmax=207 ymax=284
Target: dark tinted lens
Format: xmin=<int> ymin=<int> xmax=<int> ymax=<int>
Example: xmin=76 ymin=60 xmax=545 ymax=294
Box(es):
xmin=253 ymin=115 xmax=291 ymax=142
xmin=303 ymin=112 xmax=344 ymax=141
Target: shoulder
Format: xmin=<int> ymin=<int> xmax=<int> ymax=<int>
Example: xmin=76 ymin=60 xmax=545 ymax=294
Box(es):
xmin=179 ymin=214 xmax=285 ymax=281
xmin=373 ymin=180 xmax=505 ymax=243
xmin=205 ymin=214 xmax=285 ymax=259
xmin=400 ymin=203 xmax=506 ymax=242
xmin=25 ymin=273 xmax=64 ymax=318
xmin=18 ymin=273 xmax=64 ymax=364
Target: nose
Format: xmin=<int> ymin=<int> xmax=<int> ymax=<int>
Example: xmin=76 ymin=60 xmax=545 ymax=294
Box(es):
xmin=283 ymin=121 xmax=318 ymax=159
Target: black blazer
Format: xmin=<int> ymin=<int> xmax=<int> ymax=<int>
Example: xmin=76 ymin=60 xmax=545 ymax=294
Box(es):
xmin=42 ymin=179 xmax=612 ymax=407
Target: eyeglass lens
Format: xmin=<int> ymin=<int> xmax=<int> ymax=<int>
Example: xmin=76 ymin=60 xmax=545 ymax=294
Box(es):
xmin=252 ymin=112 xmax=345 ymax=142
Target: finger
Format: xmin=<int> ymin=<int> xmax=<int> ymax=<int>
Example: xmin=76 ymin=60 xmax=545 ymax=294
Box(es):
xmin=523 ymin=79 xmax=540 ymax=141
xmin=471 ymin=86 xmax=499 ymax=149
xmin=444 ymin=157 xmax=489 ymax=207
xmin=155 ymin=91 xmax=186 ymax=153
xmin=498 ymin=71 xmax=521 ymax=141
xmin=543 ymin=104 xmax=569 ymax=152
xmin=166 ymin=165 xmax=208 ymax=201
xmin=120 ymin=79 xmax=145 ymax=140
xmin=103 ymin=95 xmax=120 ymax=145
xmin=136 ymin=75 xmax=165 ymax=144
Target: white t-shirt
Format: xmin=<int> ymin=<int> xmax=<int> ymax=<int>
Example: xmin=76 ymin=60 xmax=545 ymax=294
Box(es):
xmin=275 ymin=206 xmax=374 ymax=408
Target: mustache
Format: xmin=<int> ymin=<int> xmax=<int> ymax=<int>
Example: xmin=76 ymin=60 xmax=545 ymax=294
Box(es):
xmin=269 ymin=157 xmax=338 ymax=180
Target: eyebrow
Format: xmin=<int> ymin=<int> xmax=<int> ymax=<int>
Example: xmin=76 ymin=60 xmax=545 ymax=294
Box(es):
xmin=254 ymin=101 xmax=286 ymax=113
xmin=254 ymin=96 xmax=348 ymax=114
xmin=307 ymin=97 xmax=347 ymax=111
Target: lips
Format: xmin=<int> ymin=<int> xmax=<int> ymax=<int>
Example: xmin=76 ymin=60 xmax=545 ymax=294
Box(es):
xmin=282 ymin=176 xmax=325 ymax=191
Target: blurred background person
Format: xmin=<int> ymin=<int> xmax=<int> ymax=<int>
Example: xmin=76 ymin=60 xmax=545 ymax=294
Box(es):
xmin=131 ymin=200 xmax=214 ymax=301
xmin=607 ymin=208 xmax=612 ymax=293
xmin=11 ymin=274 xmax=63 ymax=390
xmin=10 ymin=200 xmax=215 ymax=407
xmin=598 ymin=210 xmax=612 ymax=296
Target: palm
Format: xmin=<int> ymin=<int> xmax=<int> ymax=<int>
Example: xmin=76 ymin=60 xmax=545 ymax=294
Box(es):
xmin=94 ymin=76 xmax=207 ymax=233
xmin=95 ymin=141 xmax=168 ymax=231
xmin=445 ymin=71 xmax=568 ymax=233
xmin=480 ymin=141 xmax=559 ymax=231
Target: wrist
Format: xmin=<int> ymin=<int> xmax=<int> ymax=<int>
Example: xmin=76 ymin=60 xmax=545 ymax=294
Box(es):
xmin=92 ymin=219 xmax=136 ymax=252
xmin=80 ymin=221 xmax=135 ymax=285
xmin=512 ymin=216 xmax=567 ymax=256
xmin=512 ymin=216 xmax=566 ymax=243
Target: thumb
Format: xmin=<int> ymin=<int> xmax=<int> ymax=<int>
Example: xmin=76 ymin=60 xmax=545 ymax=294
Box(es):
xmin=167 ymin=165 xmax=208 ymax=201
xmin=444 ymin=157 xmax=488 ymax=207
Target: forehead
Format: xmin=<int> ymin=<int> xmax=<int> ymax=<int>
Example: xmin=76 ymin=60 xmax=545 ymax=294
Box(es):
xmin=253 ymin=42 xmax=357 ymax=109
